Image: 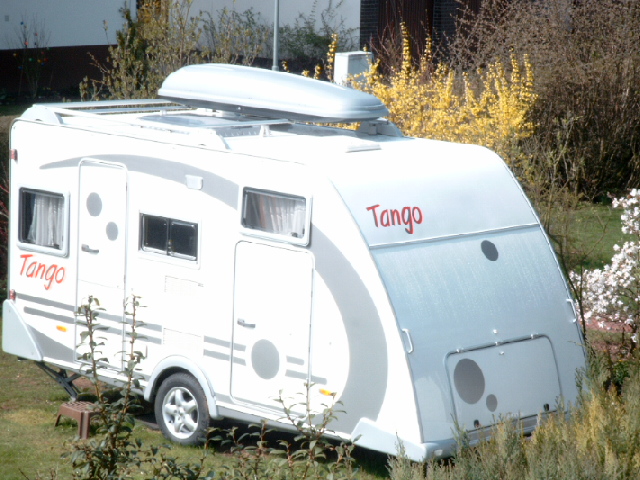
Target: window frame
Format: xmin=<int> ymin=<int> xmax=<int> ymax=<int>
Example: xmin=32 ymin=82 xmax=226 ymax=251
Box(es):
xmin=140 ymin=213 xmax=199 ymax=262
xmin=240 ymin=187 xmax=312 ymax=246
xmin=17 ymin=187 xmax=69 ymax=257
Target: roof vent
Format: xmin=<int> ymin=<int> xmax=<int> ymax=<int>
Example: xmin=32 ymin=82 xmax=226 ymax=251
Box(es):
xmin=158 ymin=64 xmax=389 ymax=123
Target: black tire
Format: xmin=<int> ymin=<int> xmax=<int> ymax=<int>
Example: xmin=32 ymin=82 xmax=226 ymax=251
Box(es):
xmin=154 ymin=372 xmax=209 ymax=445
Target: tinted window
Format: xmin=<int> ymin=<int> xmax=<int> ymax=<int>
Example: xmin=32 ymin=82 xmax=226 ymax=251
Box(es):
xmin=141 ymin=214 xmax=197 ymax=260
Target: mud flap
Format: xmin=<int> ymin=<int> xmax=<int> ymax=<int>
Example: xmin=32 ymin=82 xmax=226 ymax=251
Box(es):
xmin=2 ymin=300 xmax=43 ymax=360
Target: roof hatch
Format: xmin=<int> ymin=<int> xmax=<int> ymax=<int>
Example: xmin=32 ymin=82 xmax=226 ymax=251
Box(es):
xmin=158 ymin=64 xmax=389 ymax=123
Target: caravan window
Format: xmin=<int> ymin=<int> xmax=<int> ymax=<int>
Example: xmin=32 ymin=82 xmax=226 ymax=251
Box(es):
xmin=19 ymin=189 xmax=65 ymax=251
xmin=242 ymin=188 xmax=307 ymax=240
xmin=141 ymin=214 xmax=198 ymax=260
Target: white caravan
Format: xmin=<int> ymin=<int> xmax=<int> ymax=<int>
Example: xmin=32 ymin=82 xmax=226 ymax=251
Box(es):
xmin=2 ymin=64 xmax=585 ymax=460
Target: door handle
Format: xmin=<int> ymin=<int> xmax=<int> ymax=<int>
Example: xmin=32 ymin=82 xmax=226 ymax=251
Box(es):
xmin=237 ymin=318 xmax=256 ymax=328
xmin=81 ymin=244 xmax=100 ymax=254
xmin=402 ymin=328 xmax=414 ymax=354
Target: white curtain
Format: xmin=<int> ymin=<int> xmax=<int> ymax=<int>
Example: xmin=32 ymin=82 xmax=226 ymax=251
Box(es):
xmin=244 ymin=191 xmax=306 ymax=238
xmin=27 ymin=193 xmax=64 ymax=248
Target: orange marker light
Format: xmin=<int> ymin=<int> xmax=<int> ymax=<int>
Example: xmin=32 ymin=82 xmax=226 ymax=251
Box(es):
xmin=56 ymin=325 xmax=67 ymax=332
xmin=319 ymin=388 xmax=336 ymax=397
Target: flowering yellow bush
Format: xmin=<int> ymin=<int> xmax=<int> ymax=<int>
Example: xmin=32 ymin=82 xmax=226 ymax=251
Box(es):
xmin=357 ymin=24 xmax=537 ymax=161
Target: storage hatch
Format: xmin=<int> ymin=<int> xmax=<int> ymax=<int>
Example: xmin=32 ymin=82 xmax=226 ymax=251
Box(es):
xmin=446 ymin=336 xmax=561 ymax=430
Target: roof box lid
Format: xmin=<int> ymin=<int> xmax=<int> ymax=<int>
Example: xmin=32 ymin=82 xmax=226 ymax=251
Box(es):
xmin=158 ymin=63 xmax=389 ymax=123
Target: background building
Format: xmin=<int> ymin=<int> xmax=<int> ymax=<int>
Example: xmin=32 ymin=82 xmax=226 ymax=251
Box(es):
xmin=0 ymin=0 xmax=475 ymax=99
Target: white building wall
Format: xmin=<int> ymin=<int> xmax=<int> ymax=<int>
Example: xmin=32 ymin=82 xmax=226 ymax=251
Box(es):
xmin=0 ymin=0 xmax=360 ymax=50
xmin=0 ymin=0 xmax=135 ymax=50
xmin=191 ymin=0 xmax=359 ymax=31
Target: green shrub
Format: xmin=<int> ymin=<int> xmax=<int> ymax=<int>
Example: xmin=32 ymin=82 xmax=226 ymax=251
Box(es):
xmin=385 ymin=351 xmax=640 ymax=480
xmin=80 ymin=0 xmax=207 ymax=100
xmin=448 ymin=0 xmax=640 ymax=200
xmin=0 ymin=116 xmax=11 ymax=297
xmin=201 ymin=8 xmax=270 ymax=66
xmin=279 ymin=0 xmax=357 ymax=68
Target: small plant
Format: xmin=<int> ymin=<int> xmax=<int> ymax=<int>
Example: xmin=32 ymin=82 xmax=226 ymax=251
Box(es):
xmin=61 ymin=295 xmax=214 ymax=480
xmin=68 ymin=295 xmax=146 ymax=478
xmin=386 ymin=440 xmax=425 ymax=480
xmin=212 ymin=382 xmax=358 ymax=480
xmin=209 ymin=382 xmax=357 ymax=480
xmin=276 ymin=382 xmax=357 ymax=479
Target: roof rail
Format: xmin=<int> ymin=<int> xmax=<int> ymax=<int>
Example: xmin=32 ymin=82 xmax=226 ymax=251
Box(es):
xmin=20 ymin=100 xmax=181 ymax=125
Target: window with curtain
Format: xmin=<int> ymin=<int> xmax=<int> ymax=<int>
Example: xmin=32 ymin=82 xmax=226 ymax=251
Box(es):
xmin=242 ymin=188 xmax=307 ymax=240
xmin=141 ymin=214 xmax=198 ymax=260
xmin=19 ymin=189 xmax=65 ymax=250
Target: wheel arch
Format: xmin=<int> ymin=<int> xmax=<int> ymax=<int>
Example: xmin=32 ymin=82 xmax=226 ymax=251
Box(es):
xmin=144 ymin=356 xmax=220 ymax=420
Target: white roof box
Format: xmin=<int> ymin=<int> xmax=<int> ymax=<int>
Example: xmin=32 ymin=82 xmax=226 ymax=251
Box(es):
xmin=158 ymin=63 xmax=389 ymax=123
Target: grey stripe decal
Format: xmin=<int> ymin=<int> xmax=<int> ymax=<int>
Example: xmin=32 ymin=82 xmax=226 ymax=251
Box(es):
xmin=19 ymin=294 xmax=75 ymax=315
xmin=204 ymin=350 xmax=230 ymax=361
xmin=285 ymin=369 xmax=308 ymax=380
xmin=282 ymin=371 xmax=327 ymax=386
xmin=24 ymin=306 xmax=74 ymax=324
xmin=19 ymin=294 xmax=124 ymax=327
xmin=42 ymin=154 xmax=239 ymax=209
xmin=95 ymin=326 xmax=123 ymax=336
xmin=205 ymin=336 xmax=231 ymax=348
xmin=139 ymin=323 xmax=163 ymax=333
xmin=232 ymin=343 xmax=246 ymax=352
xmin=93 ymin=312 xmax=124 ymax=323
xmin=232 ymin=357 xmax=246 ymax=366
xmin=126 ymin=332 xmax=162 ymax=345
xmin=310 ymin=226 xmax=388 ymax=432
xmin=310 ymin=375 xmax=328 ymax=385
xmin=286 ymin=356 xmax=305 ymax=365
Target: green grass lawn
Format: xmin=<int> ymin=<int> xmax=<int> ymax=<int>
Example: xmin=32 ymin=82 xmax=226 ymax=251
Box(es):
xmin=570 ymin=202 xmax=628 ymax=270
xmin=544 ymin=201 xmax=629 ymax=273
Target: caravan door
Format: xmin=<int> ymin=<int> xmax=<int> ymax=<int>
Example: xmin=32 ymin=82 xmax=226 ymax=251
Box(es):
xmin=75 ymin=160 xmax=128 ymax=371
xmin=231 ymin=242 xmax=313 ymax=411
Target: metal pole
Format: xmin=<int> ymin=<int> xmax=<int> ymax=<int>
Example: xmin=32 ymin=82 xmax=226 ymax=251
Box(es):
xmin=272 ymin=0 xmax=279 ymax=71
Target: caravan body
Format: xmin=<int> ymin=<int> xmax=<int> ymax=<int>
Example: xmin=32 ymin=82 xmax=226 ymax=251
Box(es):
xmin=2 ymin=64 xmax=585 ymax=460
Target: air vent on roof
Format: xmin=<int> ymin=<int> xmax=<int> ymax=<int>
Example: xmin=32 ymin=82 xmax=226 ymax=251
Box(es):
xmin=158 ymin=64 xmax=389 ymax=123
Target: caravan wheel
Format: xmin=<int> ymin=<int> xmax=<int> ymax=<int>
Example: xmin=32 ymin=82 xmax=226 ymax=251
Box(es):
xmin=154 ymin=373 xmax=209 ymax=445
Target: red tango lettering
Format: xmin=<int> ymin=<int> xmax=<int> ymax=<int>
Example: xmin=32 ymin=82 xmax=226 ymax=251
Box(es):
xmin=20 ymin=253 xmax=66 ymax=290
xmin=366 ymin=205 xmax=380 ymax=226
xmin=366 ymin=204 xmax=424 ymax=234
